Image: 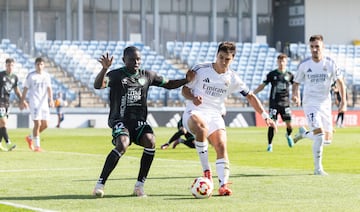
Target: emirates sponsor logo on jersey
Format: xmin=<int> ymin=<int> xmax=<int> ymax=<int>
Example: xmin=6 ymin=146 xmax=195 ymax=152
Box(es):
xmin=203 ymin=84 xmax=227 ymax=97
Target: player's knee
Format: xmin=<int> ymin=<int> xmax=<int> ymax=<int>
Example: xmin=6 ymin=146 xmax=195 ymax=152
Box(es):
xmin=313 ymin=128 xmax=324 ymax=135
xmin=141 ymin=133 xmax=156 ymax=148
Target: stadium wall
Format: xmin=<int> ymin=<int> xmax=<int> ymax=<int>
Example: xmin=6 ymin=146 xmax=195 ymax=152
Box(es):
xmin=305 ymin=0 xmax=360 ymax=45
xmin=7 ymin=108 xmax=360 ymax=129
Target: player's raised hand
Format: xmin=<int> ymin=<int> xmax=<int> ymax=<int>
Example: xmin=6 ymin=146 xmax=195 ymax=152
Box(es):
xmin=98 ymin=53 xmax=113 ymax=69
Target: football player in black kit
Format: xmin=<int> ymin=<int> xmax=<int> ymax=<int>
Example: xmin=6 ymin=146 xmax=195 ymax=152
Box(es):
xmin=160 ymin=117 xmax=195 ymax=149
xmin=92 ymin=46 xmax=195 ymax=197
xmin=253 ymin=53 xmax=294 ymax=152
xmin=0 ymin=58 xmax=22 ymax=151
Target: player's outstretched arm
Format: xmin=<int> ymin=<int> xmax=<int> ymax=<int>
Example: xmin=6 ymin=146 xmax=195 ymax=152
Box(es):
xmin=162 ymin=70 xmax=195 ymax=89
xmin=253 ymin=83 xmax=266 ymax=95
xmin=336 ymin=78 xmax=347 ymax=113
xmin=246 ymin=92 xmax=277 ymax=131
xmin=94 ymin=53 xmax=113 ymax=89
xmin=291 ymin=82 xmax=301 ymax=106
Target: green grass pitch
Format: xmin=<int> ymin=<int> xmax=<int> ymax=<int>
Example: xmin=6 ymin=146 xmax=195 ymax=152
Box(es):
xmin=0 ymin=127 xmax=359 ymax=212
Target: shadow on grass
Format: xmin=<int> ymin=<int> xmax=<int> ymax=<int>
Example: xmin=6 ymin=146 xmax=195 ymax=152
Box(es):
xmin=75 ymin=172 xmax=310 ymax=183
xmin=0 ymin=193 xmax=192 ymax=201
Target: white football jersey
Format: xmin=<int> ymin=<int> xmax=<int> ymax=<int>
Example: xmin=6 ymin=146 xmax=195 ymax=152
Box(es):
xmin=185 ymin=63 xmax=249 ymax=114
xmin=24 ymin=71 xmax=52 ymax=109
xmin=294 ymin=56 xmax=341 ymax=107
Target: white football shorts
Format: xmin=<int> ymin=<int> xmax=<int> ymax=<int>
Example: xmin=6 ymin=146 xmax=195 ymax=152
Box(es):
xmin=182 ymin=109 xmax=225 ymax=137
xmin=303 ymin=105 xmax=332 ymax=133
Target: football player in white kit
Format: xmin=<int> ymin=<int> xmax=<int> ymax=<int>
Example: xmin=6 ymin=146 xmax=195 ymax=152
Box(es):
xmin=292 ymin=35 xmax=347 ymax=176
xmin=20 ymin=57 xmax=54 ymax=152
xmin=182 ymin=41 xmax=276 ymax=196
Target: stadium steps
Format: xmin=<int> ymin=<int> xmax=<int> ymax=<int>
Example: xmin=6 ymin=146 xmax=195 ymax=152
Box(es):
xmin=45 ymin=60 xmax=108 ymax=108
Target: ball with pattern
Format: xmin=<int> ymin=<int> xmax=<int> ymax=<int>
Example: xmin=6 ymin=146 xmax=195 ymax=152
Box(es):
xmin=190 ymin=177 xmax=213 ymax=199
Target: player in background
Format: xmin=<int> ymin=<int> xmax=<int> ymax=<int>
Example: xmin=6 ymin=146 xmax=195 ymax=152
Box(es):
xmin=160 ymin=117 xmax=195 ymax=149
xmin=92 ymin=47 xmax=194 ymax=197
xmin=182 ymin=41 xmax=277 ymax=196
xmin=20 ymin=57 xmax=54 ymax=152
xmin=0 ymin=58 xmax=22 ymax=151
xmin=54 ymin=92 xmax=67 ymax=128
xmin=332 ymin=82 xmax=346 ymax=128
xmin=253 ymin=53 xmax=294 ymax=152
xmin=292 ymin=35 xmax=347 ymax=175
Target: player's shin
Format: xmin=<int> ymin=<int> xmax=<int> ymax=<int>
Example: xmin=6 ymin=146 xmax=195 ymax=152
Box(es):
xmin=312 ymin=133 xmax=324 ymax=172
xmin=195 ymin=141 xmax=210 ymax=171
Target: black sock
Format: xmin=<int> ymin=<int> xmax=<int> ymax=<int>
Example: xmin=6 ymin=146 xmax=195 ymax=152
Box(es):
xmin=167 ymin=131 xmax=183 ymax=145
xmin=137 ymin=148 xmax=155 ymax=183
xmin=0 ymin=127 xmax=3 ymax=143
xmin=339 ymin=113 xmax=344 ymax=124
xmin=268 ymin=127 xmax=274 ymax=145
xmin=286 ymin=127 xmax=292 ymax=136
xmin=98 ymin=149 xmax=121 ymax=185
xmin=1 ymin=127 xmax=10 ymax=143
xmin=184 ymin=140 xmax=195 ymax=148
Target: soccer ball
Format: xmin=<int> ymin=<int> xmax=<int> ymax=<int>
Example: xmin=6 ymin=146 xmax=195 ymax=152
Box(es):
xmin=190 ymin=177 xmax=213 ymax=199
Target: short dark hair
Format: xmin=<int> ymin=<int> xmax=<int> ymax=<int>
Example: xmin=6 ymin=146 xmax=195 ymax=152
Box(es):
xmin=35 ymin=57 xmax=45 ymax=64
xmin=277 ymin=53 xmax=287 ymax=60
xmin=217 ymin=41 xmax=236 ymax=57
xmin=123 ymin=46 xmax=140 ymax=57
xmin=309 ymin=34 xmax=323 ymax=42
xmin=5 ymin=58 xmax=14 ymax=64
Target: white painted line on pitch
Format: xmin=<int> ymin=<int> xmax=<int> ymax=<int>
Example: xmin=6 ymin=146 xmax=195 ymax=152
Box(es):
xmin=0 ymin=201 xmax=57 ymax=212
xmin=0 ymin=167 xmax=98 ymax=173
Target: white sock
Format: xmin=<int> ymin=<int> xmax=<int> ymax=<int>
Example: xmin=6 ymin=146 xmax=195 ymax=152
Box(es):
xmin=135 ymin=181 xmax=144 ymax=187
xmin=34 ymin=136 xmax=40 ymax=147
xmin=195 ymin=141 xmax=210 ymax=171
xmin=304 ymin=131 xmax=314 ymax=139
xmin=312 ymin=133 xmax=324 ymax=171
xmin=324 ymin=140 xmax=332 ymax=145
xmin=216 ymin=158 xmax=230 ymax=186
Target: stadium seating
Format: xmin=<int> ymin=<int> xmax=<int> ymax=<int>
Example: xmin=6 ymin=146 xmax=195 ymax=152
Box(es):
xmin=288 ymin=43 xmax=360 ymax=87
xmin=0 ymin=39 xmax=76 ymax=104
xmin=9 ymin=38 xmax=360 ymax=107
xmin=36 ymin=40 xmax=186 ymax=106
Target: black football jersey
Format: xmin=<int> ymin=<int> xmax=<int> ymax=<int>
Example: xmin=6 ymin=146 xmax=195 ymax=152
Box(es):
xmin=106 ymin=67 xmax=166 ymax=128
xmin=0 ymin=71 xmax=19 ymax=107
xmin=263 ymin=69 xmax=294 ymax=107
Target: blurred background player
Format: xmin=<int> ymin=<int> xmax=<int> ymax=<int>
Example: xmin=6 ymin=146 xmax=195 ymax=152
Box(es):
xmin=20 ymin=57 xmax=54 ymax=152
xmin=54 ymin=92 xmax=67 ymax=128
xmin=160 ymin=117 xmax=195 ymax=149
xmin=292 ymin=35 xmax=347 ymax=175
xmin=253 ymin=53 xmax=294 ymax=152
xmin=0 ymin=58 xmax=22 ymax=151
xmin=332 ymin=82 xmax=346 ymax=128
